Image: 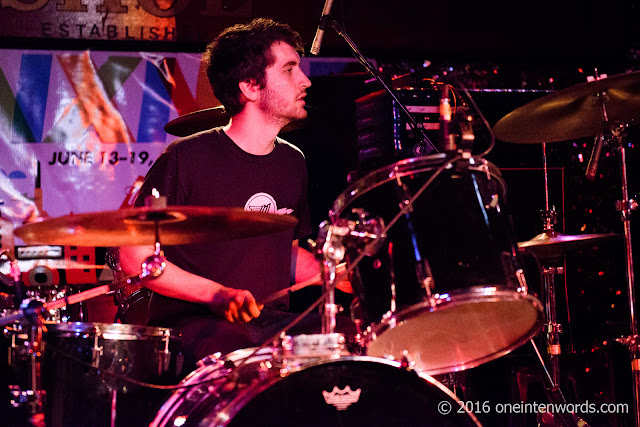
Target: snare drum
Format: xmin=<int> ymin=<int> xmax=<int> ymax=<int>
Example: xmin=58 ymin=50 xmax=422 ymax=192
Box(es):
xmin=151 ymin=346 xmax=482 ymax=426
xmin=331 ymin=154 xmax=543 ymax=375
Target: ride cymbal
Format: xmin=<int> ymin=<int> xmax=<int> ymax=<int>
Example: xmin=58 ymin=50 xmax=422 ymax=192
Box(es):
xmin=494 ymin=71 xmax=640 ymax=143
xmin=14 ymin=206 xmax=298 ymax=247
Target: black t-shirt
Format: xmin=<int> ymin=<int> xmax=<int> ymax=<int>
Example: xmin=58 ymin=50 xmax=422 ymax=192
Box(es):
xmin=133 ymin=128 xmax=312 ymax=324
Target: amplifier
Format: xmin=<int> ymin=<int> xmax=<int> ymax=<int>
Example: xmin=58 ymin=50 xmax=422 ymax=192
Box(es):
xmin=355 ymin=88 xmax=442 ymax=173
xmin=354 ymin=87 xmax=551 ymax=173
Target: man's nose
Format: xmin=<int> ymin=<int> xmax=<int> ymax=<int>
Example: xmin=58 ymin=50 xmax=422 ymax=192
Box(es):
xmin=299 ymin=72 xmax=311 ymax=89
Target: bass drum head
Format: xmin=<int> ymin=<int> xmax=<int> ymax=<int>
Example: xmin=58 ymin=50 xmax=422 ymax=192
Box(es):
xmin=160 ymin=356 xmax=481 ymax=426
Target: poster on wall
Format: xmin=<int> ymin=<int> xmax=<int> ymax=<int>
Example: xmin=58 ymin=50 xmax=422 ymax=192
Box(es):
xmin=0 ymin=48 xmax=219 ymax=233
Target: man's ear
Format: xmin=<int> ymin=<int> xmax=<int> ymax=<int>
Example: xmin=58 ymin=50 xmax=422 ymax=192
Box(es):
xmin=238 ymin=79 xmax=259 ymax=102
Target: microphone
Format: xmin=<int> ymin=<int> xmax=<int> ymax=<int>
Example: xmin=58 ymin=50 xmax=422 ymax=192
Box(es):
xmin=585 ymin=133 xmax=605 ymax=181
xmin=310 ymin=0 xmax=335 ymax=56
xmin=439 ymin=84 xmax=456 ymax=151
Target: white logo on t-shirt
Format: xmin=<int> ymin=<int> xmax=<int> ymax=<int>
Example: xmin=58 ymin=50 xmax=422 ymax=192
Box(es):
xmin=245 ymin=192 xmax=293 ymax=215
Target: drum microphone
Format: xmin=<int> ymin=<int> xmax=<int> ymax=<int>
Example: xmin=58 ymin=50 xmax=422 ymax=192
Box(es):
xmin=439 ymin=84 xmax=456 ymax=151
xmin=585 ymin=133 xmax=604 ymax=181
xmin=310 ymin=0 xmax=335 ymax=55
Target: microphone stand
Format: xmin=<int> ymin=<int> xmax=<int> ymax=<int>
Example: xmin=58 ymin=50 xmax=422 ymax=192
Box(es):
xmin=321 ymin=16 xmax=438 ymax=155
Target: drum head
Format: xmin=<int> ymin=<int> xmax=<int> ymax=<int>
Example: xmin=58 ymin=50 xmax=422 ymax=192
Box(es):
xmin=366 ymin=291 xmax=543 ymax=375
xmin=157 ymin=356 xmax=481 ymax=426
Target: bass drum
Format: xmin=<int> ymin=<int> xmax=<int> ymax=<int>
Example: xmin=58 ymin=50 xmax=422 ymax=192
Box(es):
xmin=331 ymin=154 xmax=543 ymax=375
xmin=151 ymin=347 xmax=482 ymax=426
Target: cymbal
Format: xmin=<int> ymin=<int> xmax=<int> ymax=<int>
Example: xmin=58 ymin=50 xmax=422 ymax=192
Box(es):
xmin=518 ymin=230 xmax=619 ymax=259
xmin=14 ymin=206 xmax=298 ymax=247
xmin=494 ymin=71 xmax=640 ymax=143
xmin=164 ymin=106 xmax=308 ymax=137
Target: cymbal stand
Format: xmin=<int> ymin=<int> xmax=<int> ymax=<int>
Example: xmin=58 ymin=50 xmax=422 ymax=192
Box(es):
xmin=539 ymin=142 xmax=564 ymax=386
xmin=316 ymin=216 xmax=384 ymax=334
xmin=609 ymin=121 xmax=640 ymax=427
xmin=542 ymin=262 xmax=563 ymax=386
xmin=319 ymin=224 xmax=345 ymax=334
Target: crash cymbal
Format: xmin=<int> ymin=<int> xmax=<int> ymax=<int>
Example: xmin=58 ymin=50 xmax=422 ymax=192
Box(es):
xmin=14 ymin=206 xmax=297 ymax=247
xmin=164 ymin=106 xmax=308 ymax=137
xmin=494 ymin=70 xmax=640 ymax=143
xmin=518 ymin=230 xmax=619 ymax=259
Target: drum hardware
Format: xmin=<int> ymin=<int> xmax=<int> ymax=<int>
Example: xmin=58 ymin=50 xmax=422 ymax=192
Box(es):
xmin=609 ymin=121 xmax=640 ymax=427
xmin=528 ymin=338 xmax=592 ymax=427
xmin=316 ymin=217 xmax=384 ymax=334
xmin=543 ymin=263 xmax=563 ymax=386
xmin=526 ymin=141 xmax=567 ymax=388
xmin=319 ymin=221 xmax=345 ymax=334
xmin=495 ymin=70 xmax=640 ymax=426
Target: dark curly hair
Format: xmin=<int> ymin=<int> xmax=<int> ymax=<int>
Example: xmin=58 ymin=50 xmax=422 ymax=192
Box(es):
xmin=203 ymin=18 xmax=304 ymax=117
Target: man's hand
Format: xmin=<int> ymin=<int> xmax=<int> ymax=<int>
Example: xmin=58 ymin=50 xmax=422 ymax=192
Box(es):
xmin=210 ymin=287 xmax=262 ymax=323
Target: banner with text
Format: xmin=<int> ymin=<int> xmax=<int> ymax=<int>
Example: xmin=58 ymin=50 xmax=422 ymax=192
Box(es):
xmin=0 ymin=48 xmax=219 ymax=230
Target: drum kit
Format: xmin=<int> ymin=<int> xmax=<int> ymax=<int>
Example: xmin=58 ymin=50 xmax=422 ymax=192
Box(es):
xmin=0 ymin=69 xmax=638 ymax=426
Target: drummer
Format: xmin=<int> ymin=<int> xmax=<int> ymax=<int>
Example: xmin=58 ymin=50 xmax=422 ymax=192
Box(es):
xmin=119 ymin=18 xmax=335 ymax=371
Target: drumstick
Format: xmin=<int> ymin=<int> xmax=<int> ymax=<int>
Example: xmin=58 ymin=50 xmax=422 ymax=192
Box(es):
xmin=260 ymin=262 xmax=351 ymax=305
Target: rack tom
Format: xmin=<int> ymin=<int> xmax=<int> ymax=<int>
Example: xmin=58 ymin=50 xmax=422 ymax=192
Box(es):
xmin=331 ymin=154 xmax=543 ymax=374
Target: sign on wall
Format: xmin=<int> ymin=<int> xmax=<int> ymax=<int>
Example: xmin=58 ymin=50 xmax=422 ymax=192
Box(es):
xmin=0 ymin=0 xmax=252 ymax=42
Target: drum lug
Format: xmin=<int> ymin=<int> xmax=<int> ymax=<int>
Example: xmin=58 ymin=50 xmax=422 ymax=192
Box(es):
xmin=515 ymin=269 xmax=529 ymax=294
xmin=156 ymin=331 xmax=172 ymax=375
xmin=381 ymin=311 xmax=397 ymax=329
xmin=91 ymin=334 xmax=103 ymax=368
xmin=197 ymin=352 xmax=223 ymax=367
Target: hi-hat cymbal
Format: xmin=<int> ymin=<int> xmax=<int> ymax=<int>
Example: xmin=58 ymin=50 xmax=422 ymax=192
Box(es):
xmin=164 ymin=106 xmax=308 ymax=137
xmin=14 ymin=206 xmax=298 ymax=247
xmin=494 ymin=71 xmax=640 ymax=143
xmin=518 ymin=230 xmax=619 ymax=259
